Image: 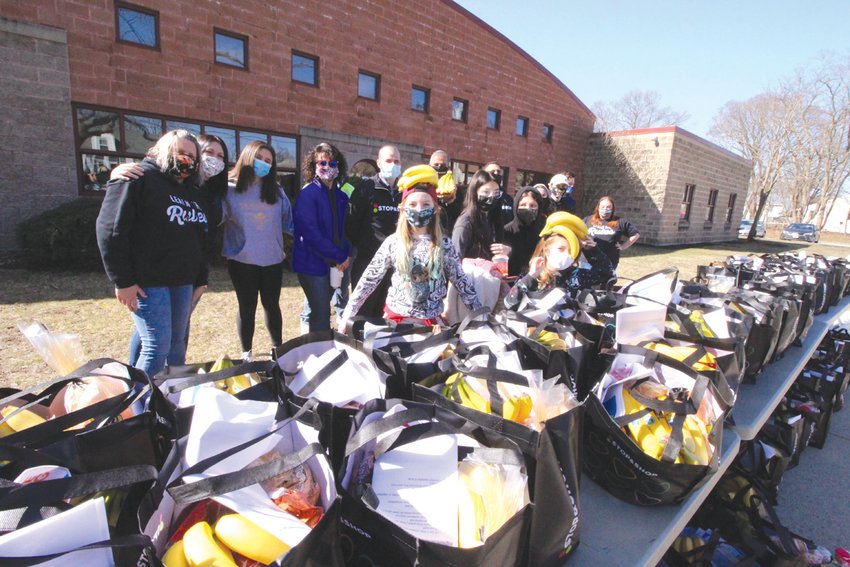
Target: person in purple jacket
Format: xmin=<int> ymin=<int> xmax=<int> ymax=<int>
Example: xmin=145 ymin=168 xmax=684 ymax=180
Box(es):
xmin=292 ymin=142 xmax=352 ymax=332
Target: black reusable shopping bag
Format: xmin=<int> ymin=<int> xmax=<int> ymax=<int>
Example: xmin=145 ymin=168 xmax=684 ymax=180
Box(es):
xmin=582 ymin=346 xmax=730 ymax=505
xmin=414 ymin=361 xmax=583 ymax=567
xmin=337 ymin=399 xmax=532 ymax=567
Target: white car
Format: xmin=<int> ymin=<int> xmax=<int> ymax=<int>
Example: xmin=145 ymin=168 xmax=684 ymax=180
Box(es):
xmin=738 ymin=220 xmax=766 ymax=238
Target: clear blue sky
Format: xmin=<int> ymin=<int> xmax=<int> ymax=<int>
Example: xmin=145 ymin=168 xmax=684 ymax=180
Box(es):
xmin=455 ymin=0 xmax=849 ymax=138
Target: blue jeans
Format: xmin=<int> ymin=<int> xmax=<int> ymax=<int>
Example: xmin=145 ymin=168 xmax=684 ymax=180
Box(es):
xmin=299 ymin=266 xmax=350 ymax=327
xmin=131 ymin=285 xmax=193 ymax=377
xmin=297 ymin=273 xmax=336 ymax=332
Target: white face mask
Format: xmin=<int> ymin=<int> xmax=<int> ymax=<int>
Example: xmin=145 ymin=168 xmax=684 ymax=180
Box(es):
xmin=199 ymin=155 xmax=226 ymax=181
xmin=380 ymin=162 xmax=401 ymax=183
xmin=548 ymin=250 xmax=573 ymax=271
xmin=599 ymin=206 xmax=613 ymax=220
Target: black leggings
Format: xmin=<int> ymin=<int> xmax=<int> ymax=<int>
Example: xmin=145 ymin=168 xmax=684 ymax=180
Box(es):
xmin=227 ymin=259 xmax=283 ymax=351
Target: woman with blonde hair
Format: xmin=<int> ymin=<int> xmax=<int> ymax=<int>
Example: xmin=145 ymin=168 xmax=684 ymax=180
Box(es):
xmin=337 ymin=164 xmax=481 ymax=329
xmin=223 ymin=140 xmax=293 ymax=358
xmin=96 ymin=129 xmax=210 ymax=377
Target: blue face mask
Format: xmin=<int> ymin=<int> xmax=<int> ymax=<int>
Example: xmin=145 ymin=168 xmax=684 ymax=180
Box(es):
xmin=405 ymin=207 xmax=435 ymax=228
xmin=253 ymin=159 xmax=271 ymax=178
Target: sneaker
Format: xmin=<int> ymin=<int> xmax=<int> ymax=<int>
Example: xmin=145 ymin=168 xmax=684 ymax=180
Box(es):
xmin=300 ymin=322 xmax=310 ymax=335
xmin=241 ymin=350 xmax=253 ymax=362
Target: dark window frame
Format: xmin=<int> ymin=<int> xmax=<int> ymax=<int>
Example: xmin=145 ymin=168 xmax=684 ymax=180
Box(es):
xmin=679 ymin=183 xmax=696 ymax=225
xmin=706 ymin=189 xmax=719 ymax=224
xmin=515 ymin=169 xmax=552 ymax=187
xmin=543 ymin=123 xmax=553 ymax=143
xmin=357 ymin=69 xmax=381 ymax=101
xmin=213 ymin=28 xmax=249 ymax=70
xmin=411 ymin=85 xmax=430 ymax=113
xmin=71 ymin=102 xmax=300 ymax=196
xmin=516 ymin=116 xmax=529 ymax=137
xmin=291 ymin=50 xmax=320 ymax=87
xmin=114 ymin=1 xmax=160 ymax=50
xmin=452 ymin=98 xmax=469 ymax=123
xmin=725 ymin=193 xmax=737 ymax=225
xmin=487 ymin=107 xmax=501 ymax=130
xmin=451 ymin=159 xmax=483 ymax=188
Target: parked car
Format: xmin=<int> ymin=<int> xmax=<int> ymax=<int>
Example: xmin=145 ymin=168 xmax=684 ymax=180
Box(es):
xmin=780 ymin=223 xmax=820 ymax=243
xmin=738 ymin=220 xmax=766 ymax=238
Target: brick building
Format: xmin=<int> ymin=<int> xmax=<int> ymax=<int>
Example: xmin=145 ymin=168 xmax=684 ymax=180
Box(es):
xmin=582 ymin=126 xmax=752 ymax=246
xmin=0 ymin=0 xmax=595 ymax=252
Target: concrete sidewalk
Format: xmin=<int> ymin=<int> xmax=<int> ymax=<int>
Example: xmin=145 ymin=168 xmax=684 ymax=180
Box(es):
xmin=777 ymin=394 xmax=850 ymax=552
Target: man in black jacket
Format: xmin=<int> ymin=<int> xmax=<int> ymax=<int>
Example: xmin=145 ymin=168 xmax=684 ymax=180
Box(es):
xmin=345 ymin=145 xmax=401 ymax=317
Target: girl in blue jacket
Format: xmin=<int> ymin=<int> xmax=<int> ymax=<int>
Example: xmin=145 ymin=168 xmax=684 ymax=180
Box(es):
xmin=292 ymin=142 xmax=352 ymax=332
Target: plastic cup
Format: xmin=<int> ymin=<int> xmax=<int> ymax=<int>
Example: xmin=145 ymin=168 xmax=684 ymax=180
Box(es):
xmin=493 ymin=255 xmax=509 ymax=277
xmin=329 ymin=267 xmax=343 ymax=289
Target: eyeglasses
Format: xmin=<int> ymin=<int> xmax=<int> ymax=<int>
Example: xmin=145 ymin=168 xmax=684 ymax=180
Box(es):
xmin=318 ymin=160 xmax=338 ymax=167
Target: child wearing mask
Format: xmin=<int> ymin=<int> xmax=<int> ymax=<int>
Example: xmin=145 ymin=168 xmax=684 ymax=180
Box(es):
xmin=584 ymin=195 xmax=640 ymax=273
xmin=504 ymin=212 xmax=613 ymax=309
xmin=452 ymin=170 xmax=511 ymax=261
xmin=503 ymin=185 xmax=546 ymax=276
xmin=337 ymin=164 xmax=481 ymax=329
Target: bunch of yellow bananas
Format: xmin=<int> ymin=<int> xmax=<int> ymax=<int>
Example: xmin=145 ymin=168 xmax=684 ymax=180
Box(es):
xmin=442 ymin=373 xmax=533 ymax=423
xmin=163 ymin=515 xmax=290 ymax=567
xmin=532 ymin=329 xmax=567 ymax=351
xmin=0 ymin=404 xmax=46 ymax=437
xmin=671 ymin=534 xmax=706 ymax=555
xmin=208 ymin=355 xmax=253 ymax=395
xmin=642 ymin=342 xmax=717 ymax=372
xmin=457 ymin=460 xmax=527 ymax=548
xmin=436 ymin=170 xmax=456 ymax=197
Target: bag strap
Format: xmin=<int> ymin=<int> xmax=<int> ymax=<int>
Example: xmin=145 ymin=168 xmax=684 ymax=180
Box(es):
xmin=168 ymin=442 xmax=326 ymax=505
xmin=159 ymin=360 xmax=273 ymax=393
xmin=344 ymin=407 xmax=433 ymax=458
xmin=291 ymin=350 xmax=349 ymax=397
xmin=455 ymin=306 xmax=495 ymax=336
xmin=0 ymin=533 xmax=157 ymax=566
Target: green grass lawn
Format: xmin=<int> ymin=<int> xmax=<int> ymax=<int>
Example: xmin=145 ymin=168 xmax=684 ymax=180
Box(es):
xmin=1 ymin=234 xmax=847 ymax=389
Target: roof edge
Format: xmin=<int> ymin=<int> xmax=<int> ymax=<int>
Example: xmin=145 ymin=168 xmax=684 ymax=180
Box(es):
xmin=444 ymin=0 xmax=594 ymax=119
xmin=602 ymin=125 xmax=751 ymax=166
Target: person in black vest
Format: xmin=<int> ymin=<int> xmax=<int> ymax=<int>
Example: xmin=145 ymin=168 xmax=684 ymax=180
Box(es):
xmin=483 ymin=161 xmax=514 ymax=225
xmin=345 ymin=145 xmax=402 ymax=317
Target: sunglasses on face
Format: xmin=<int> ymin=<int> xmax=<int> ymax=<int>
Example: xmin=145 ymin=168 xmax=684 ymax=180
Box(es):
xmin=317 ymin=160 xmax=338 ymax=167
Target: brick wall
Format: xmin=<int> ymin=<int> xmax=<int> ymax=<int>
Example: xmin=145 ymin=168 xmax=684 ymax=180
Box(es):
xmin=582 ymin=128 xmax=751 ymax=246
xmin=1 ymin=0 xmax=595 ymax=194
xmin=0 ymin=17 xmax=77 ymax=252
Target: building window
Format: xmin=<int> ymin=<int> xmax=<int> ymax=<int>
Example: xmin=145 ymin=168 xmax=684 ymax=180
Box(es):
xmin=680 ymin=183 xmax=696 ymax=222
xmin=72 ymin=104 xmax=299 ymax=196
xmin=487 ymin=108 xmax=500 ymax=130
xmin=451 ymin=159 xmax=482 ymax=187
xmin=452 ymin=98 xmax=468 ymax=122
xmin=543 ymin=123 xmax=553 ymax=142
xmin=706 ymin=189 xmax=719 ymax=223
xmin=214 ymin=29 xmax=248 ymax=69
xmin=292 ymin=51 xmax=318 ymax=86
xmin=726 ymin=193 xmax=737 ymax=224
xmin=358 ymin=71 xmax=380 ymax=100
xmin=411 ymin=86 xmax=429 ymax=112
xmin=115 ymin=2 xmax=159 ymax=48
xmin=516 ymin=116 xmax=529 ymax=137
xmin=515 ymin=169 xmax=551 ymax=187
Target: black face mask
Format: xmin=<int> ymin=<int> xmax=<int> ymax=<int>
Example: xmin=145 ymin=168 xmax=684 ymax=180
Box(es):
xmin=491 ymin=172 xmax=503 ymax=185
xmin=477 ymin=196 xmax=496 ymax=211
xmin=516 ymin=208 xmax=538 ymax=225
xmin=433 ymin=164 xmax=449 ymax=177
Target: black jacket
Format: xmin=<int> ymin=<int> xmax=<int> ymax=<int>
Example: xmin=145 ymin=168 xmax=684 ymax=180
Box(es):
xmin=96 ymin=158 xmax=210 ymax=289
xmin=504 ymin=186 xmax=546 ymax=276
xmin=345 ymin=174 xmax=399 ymax=282
xmin=452 ymin=205 xmax=504 ymax=261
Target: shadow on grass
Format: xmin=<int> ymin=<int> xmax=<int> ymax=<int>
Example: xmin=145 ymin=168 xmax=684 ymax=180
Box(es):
xmin=622 ymin=238 xmax=811 ymax=259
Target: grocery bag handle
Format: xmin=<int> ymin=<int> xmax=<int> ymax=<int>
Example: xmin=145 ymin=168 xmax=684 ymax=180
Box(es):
xmin=455 ymin=306 xmax=496 ymax=336
xmin=0 ymin=534 xmax=157 ymax=566
xmin=168 ymin=442 xmax=326 ymax=505
xmin=158 ymin=360 xmax=274 ymax=393
xmin=344 ymin=407 xmax=433 ymax=457
xmin=292 ymin=350 xmax=349 ymax=397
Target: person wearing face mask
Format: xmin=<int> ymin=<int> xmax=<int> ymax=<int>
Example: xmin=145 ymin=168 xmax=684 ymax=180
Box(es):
xmin=96 ymin=130 xmax=210 ymax=378
xmin=221 ymin=141 xmax=294 ymax=358
xmin=483 ymin=161 xmax=514 ymax=225
xmin=452 ymin=169 xmax=511 ymax=262
xmin=112 ymin=134 xmax=230 ymax=366
xmin=503 ymin=186 xmax=546 ymax=277
xmin=344 ymin=145 xmax=402 ymax=318
xmin=430 ymin=149 xmax=464 ymax=234
xmin=336 ymin=165 xmax=480 ymax=330
xmin=547 ymin=172 xmax=578 ymax=214
xmin=584 ymin=195 xmax=640 ymax=273
xmin=293 ymin=143 xmax=352 ymax=332
xmin=504 ymin=211 xmax=614 ymax=310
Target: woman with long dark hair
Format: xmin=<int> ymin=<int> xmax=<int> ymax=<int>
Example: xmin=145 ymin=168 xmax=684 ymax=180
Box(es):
xmin=584 ymin=195 xmax=639 ymax=273
xmin=292 ymin=142 xmax=352 ymax=332
xmin=223 ymin=140 xmax=293 ymax=358
xmin=451 ymin=170 xmax=511 ymax=261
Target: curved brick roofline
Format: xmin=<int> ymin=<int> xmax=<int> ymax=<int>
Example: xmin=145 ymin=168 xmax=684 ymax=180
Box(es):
xmin=444 ymin=0 xmax=595 ymax=119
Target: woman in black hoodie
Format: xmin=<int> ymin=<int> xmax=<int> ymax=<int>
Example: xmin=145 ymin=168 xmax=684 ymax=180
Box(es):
xmin=96 ymin=129 xmax=210 ymax=378
xmin=503 ymin=185 xmax=546 ymax=277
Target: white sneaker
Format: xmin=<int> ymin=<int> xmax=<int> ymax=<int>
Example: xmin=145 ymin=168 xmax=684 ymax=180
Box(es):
xmin=241 ymin=350 xmax=253 ymax=362
xmin=300 ymin=322 xmax=310 ymax=335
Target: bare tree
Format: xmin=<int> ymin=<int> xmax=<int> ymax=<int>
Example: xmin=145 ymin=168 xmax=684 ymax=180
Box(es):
xmin=592 ymin=90 xmax=690 ymax=132
xmin=709 ymin=91 xmax=802 ymax=239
